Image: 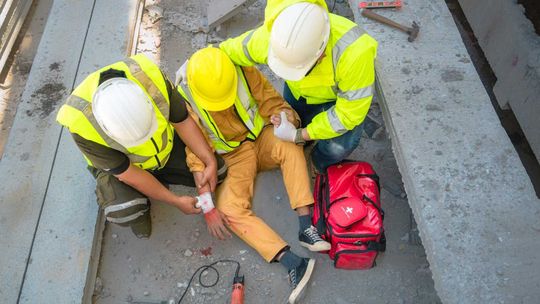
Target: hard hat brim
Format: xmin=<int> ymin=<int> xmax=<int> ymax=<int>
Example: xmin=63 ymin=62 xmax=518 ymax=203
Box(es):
xmin=267 ymin=48 xmax=318 ymax=82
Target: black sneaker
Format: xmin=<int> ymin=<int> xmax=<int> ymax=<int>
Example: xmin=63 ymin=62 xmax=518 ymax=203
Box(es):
xmin=299 ymin=225 xmax=331 ymax=252
xmin=288 ymin=258 xmax=316 ymax=304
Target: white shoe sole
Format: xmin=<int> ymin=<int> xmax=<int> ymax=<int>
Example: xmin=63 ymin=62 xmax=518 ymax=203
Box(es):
xmin=300 ymin=240 xmax=331 ymax=252
xmin=288 ymin=259 xmax=316 ymax=304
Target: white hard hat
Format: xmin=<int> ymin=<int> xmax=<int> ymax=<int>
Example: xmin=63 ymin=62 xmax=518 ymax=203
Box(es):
xmin=268 ymin=2 xmax=330 ymax=81
xmin=92 ymin=78 xmax=158 ymax=148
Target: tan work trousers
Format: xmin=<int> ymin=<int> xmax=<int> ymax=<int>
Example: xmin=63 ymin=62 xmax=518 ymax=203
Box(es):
xmin=216 ymin=127 xmax=313 ymax=262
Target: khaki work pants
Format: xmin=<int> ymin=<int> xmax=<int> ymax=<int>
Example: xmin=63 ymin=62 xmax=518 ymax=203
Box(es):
xmin=216 ymin=127 xmax=313 ymax=262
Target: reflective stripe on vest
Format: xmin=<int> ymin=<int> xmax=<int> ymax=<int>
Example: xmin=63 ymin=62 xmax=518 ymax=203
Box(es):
xmin=58 ymin=55 xmax=173 ymax=170
xmin=242 ymin=30 xmax=256 ymax=63
xmin=179 ymin=67 xmax=264 ymax=154
xmin=327 ymin=26 xmax=373 ymax=134
xmin=123 ymin=58 xmax=170 ymax=121
xmin=330 ymin=25 xmax=373 ymax=100
xmin=326 ymin=105 xmax=347 ymax=134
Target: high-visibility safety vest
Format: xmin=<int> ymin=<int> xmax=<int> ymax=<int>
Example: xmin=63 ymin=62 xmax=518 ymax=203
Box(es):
xmin=220 ymin=6 xmax=378 ymax=140
xmin=56 ymin=54 xmax=174 ymax=170
xmin=177 ymin=66 xmax=265 ymax=154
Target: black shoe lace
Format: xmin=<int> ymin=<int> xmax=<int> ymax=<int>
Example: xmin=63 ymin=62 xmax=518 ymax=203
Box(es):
xmin=289 ymin=269 xmax=297 ymax=288
xmin=305 ymin=226 xmax=323 ymax=242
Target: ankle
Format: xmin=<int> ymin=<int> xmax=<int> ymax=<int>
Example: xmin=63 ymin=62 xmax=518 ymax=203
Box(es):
xmin=298 ymin=214 xmax=312 ymax=232
xmin=279 ymin=250 xmax=303 ymax=270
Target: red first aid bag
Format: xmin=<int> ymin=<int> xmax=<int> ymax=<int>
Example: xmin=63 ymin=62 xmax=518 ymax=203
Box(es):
xmin=312 ymin=161 xmax=385 ymax=269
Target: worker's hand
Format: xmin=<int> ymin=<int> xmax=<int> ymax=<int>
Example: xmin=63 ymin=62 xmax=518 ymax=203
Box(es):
xmin=174 ymin=196 xmax=201 ymax=214
xmin=198 ymin=160 xmax=218 ymax=192
xmin=204 ymin=209 xmax=232 ymax=240
xmin=272 ymin=111 xmax=296 ymax=142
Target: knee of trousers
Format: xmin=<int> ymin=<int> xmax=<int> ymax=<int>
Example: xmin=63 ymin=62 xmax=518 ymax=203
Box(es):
xmin=216 ymin=200 xmax=252 ymax=220
xmin=274 ymin=140 xmax=304 ymax=158
xmin=103 ymin=198 xmax=150 ymax=227
xmin=314 ymin=139 xmax=351 ymax=160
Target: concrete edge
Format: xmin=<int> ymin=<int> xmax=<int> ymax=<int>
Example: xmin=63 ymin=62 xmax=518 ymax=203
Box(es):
xmin=82 ymin=212 xmax=106 ymax=304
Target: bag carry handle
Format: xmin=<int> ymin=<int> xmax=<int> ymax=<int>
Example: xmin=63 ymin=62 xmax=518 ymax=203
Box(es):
xmin=315 ymin=175 xmax=328 ymax=235
xmin=363 ymin=194 xmax=385 ymax=220
xmin=353 ymin=239 xmax=386 ymax=252
xmin=356 ymin=173 xmax=381 ymax=192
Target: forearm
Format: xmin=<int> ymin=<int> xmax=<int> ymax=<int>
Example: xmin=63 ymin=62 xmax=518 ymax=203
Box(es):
xmin=305 ymin=97 xmax=370 ymax=140
xmin=193 ymin=171 xmax=211 ymax=195
xmin=173 ymin=117 xmax=216 ymax=168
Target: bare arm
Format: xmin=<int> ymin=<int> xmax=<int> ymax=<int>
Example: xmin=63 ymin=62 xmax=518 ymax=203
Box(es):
xmin=172 ymin=116 xmax=218 ymax=191
xmin=115 ymin=164 xmax=200 ymax=214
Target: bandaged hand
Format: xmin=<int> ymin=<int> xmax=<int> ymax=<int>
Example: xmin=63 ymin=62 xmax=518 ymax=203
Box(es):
xmin=272 ymin=111 xmax=297 ymax=142
xmin=196 ymin=192 xmax=231 ymax=240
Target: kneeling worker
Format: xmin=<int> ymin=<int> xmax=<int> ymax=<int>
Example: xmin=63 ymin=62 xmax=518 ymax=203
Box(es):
xmin=220 ymin=1 xmax=378 ymax=173
xmin=177 ymin=47 xmax=329 ymax=304
xmin=56 ymin=54 xmax=228 ymax=238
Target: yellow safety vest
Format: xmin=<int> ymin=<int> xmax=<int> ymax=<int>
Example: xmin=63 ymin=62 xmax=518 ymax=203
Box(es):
xmin=56 ymin=54 xmax=174 ymax=170
xmin=220 ymin=11 xmax=378 ymax=140
xmin=177 ymin=66 xmax=265 ymax=154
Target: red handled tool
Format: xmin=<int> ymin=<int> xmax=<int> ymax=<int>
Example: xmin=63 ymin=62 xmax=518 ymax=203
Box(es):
xmin=230 ymin=274 xmax=245 ymax=304
xmin=359 ymin=1 xmax=402 ymax=9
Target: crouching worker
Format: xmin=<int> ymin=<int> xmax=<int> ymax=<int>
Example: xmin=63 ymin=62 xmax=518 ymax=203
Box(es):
xmin=176 ymin=47 xmax=330 ymax=304
xmin=56 ymin=54 xmax=228 ymax=238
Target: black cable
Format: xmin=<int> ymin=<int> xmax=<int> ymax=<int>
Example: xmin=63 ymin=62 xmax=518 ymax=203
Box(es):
xmin=177 ymin=259 xmax=241 ymax=304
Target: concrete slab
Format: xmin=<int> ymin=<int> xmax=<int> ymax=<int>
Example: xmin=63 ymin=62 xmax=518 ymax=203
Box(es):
xmin=0 ymin=0 xmax=33 ymax=74
xmin=0 ymin=0 xmax=95 ymax=302
xmin=457 ymin=0 xmax=540 ymax=164
xmin=17 ymin=0 xmax=141 ymax=302
xmin=349 ymin=0 xmax=540 ymax=303
xmin=206 ymin=0 xmax=257 ymax=30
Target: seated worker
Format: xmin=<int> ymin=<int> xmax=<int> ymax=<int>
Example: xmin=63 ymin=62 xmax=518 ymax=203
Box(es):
xmin=56 ymin=54 xmax=228 ymax=238
xmin=220 ymin=1 xmax=378 ymax=173
xmin=176 ymin=47 xmax=330 ymax=304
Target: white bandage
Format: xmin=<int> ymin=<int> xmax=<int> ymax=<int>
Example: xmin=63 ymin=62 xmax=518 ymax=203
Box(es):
xmin=273 ymin=111 xmax=296 ymax=142
xmin=195 ymin=192 xmax=215 ymax=214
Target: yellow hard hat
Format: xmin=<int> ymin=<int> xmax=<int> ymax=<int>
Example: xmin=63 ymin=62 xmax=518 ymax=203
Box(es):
xmin=187 ymin=47 xmax=237 ymax=111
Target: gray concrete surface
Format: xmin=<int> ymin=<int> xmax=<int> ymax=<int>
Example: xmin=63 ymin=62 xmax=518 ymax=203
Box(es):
xmin=94 ymin=1 xmax=439 ymax=303
xmin=95 ymin=131 xmax=439 ymax=304
xmin=457 ymin=0 xmax=540 ymax=164
xmin=206 ymin=0 xmax=257 ymax=30
xmin=349 ymin=0 xmax=540 ymax=303
xmin=0 ymin=0 xmax=53 ymax=159
xmin=0 ymin=1 xmax=95 ymax=302
xmin=0 ymin=0 xmax=139 ymax=302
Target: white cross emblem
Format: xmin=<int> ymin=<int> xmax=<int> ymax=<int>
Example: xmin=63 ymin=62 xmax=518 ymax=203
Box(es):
xmin=345 ymin=207 xmax=354 ymax=214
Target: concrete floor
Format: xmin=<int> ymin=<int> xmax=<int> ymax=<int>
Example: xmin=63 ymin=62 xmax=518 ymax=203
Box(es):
xmin=0 ymin=0 xmax=52 ymax=158
xmin=94 ymin=2 xmax=439 ymax=303
xmin=95 ymin=133 xmax=440 ymax=304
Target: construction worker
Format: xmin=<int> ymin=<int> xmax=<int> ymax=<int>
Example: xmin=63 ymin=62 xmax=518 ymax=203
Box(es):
xmin=56 ymin=54 xmax=229 ymax=239
xmin=220 ymin=0 xmax=377 ymax=173
xmin=176 ymin=47 xmax=330 ymax=304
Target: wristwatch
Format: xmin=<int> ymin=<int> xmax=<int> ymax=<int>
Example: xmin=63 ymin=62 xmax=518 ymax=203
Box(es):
xmin=294 ymin=129 xmax=306 ymax=146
